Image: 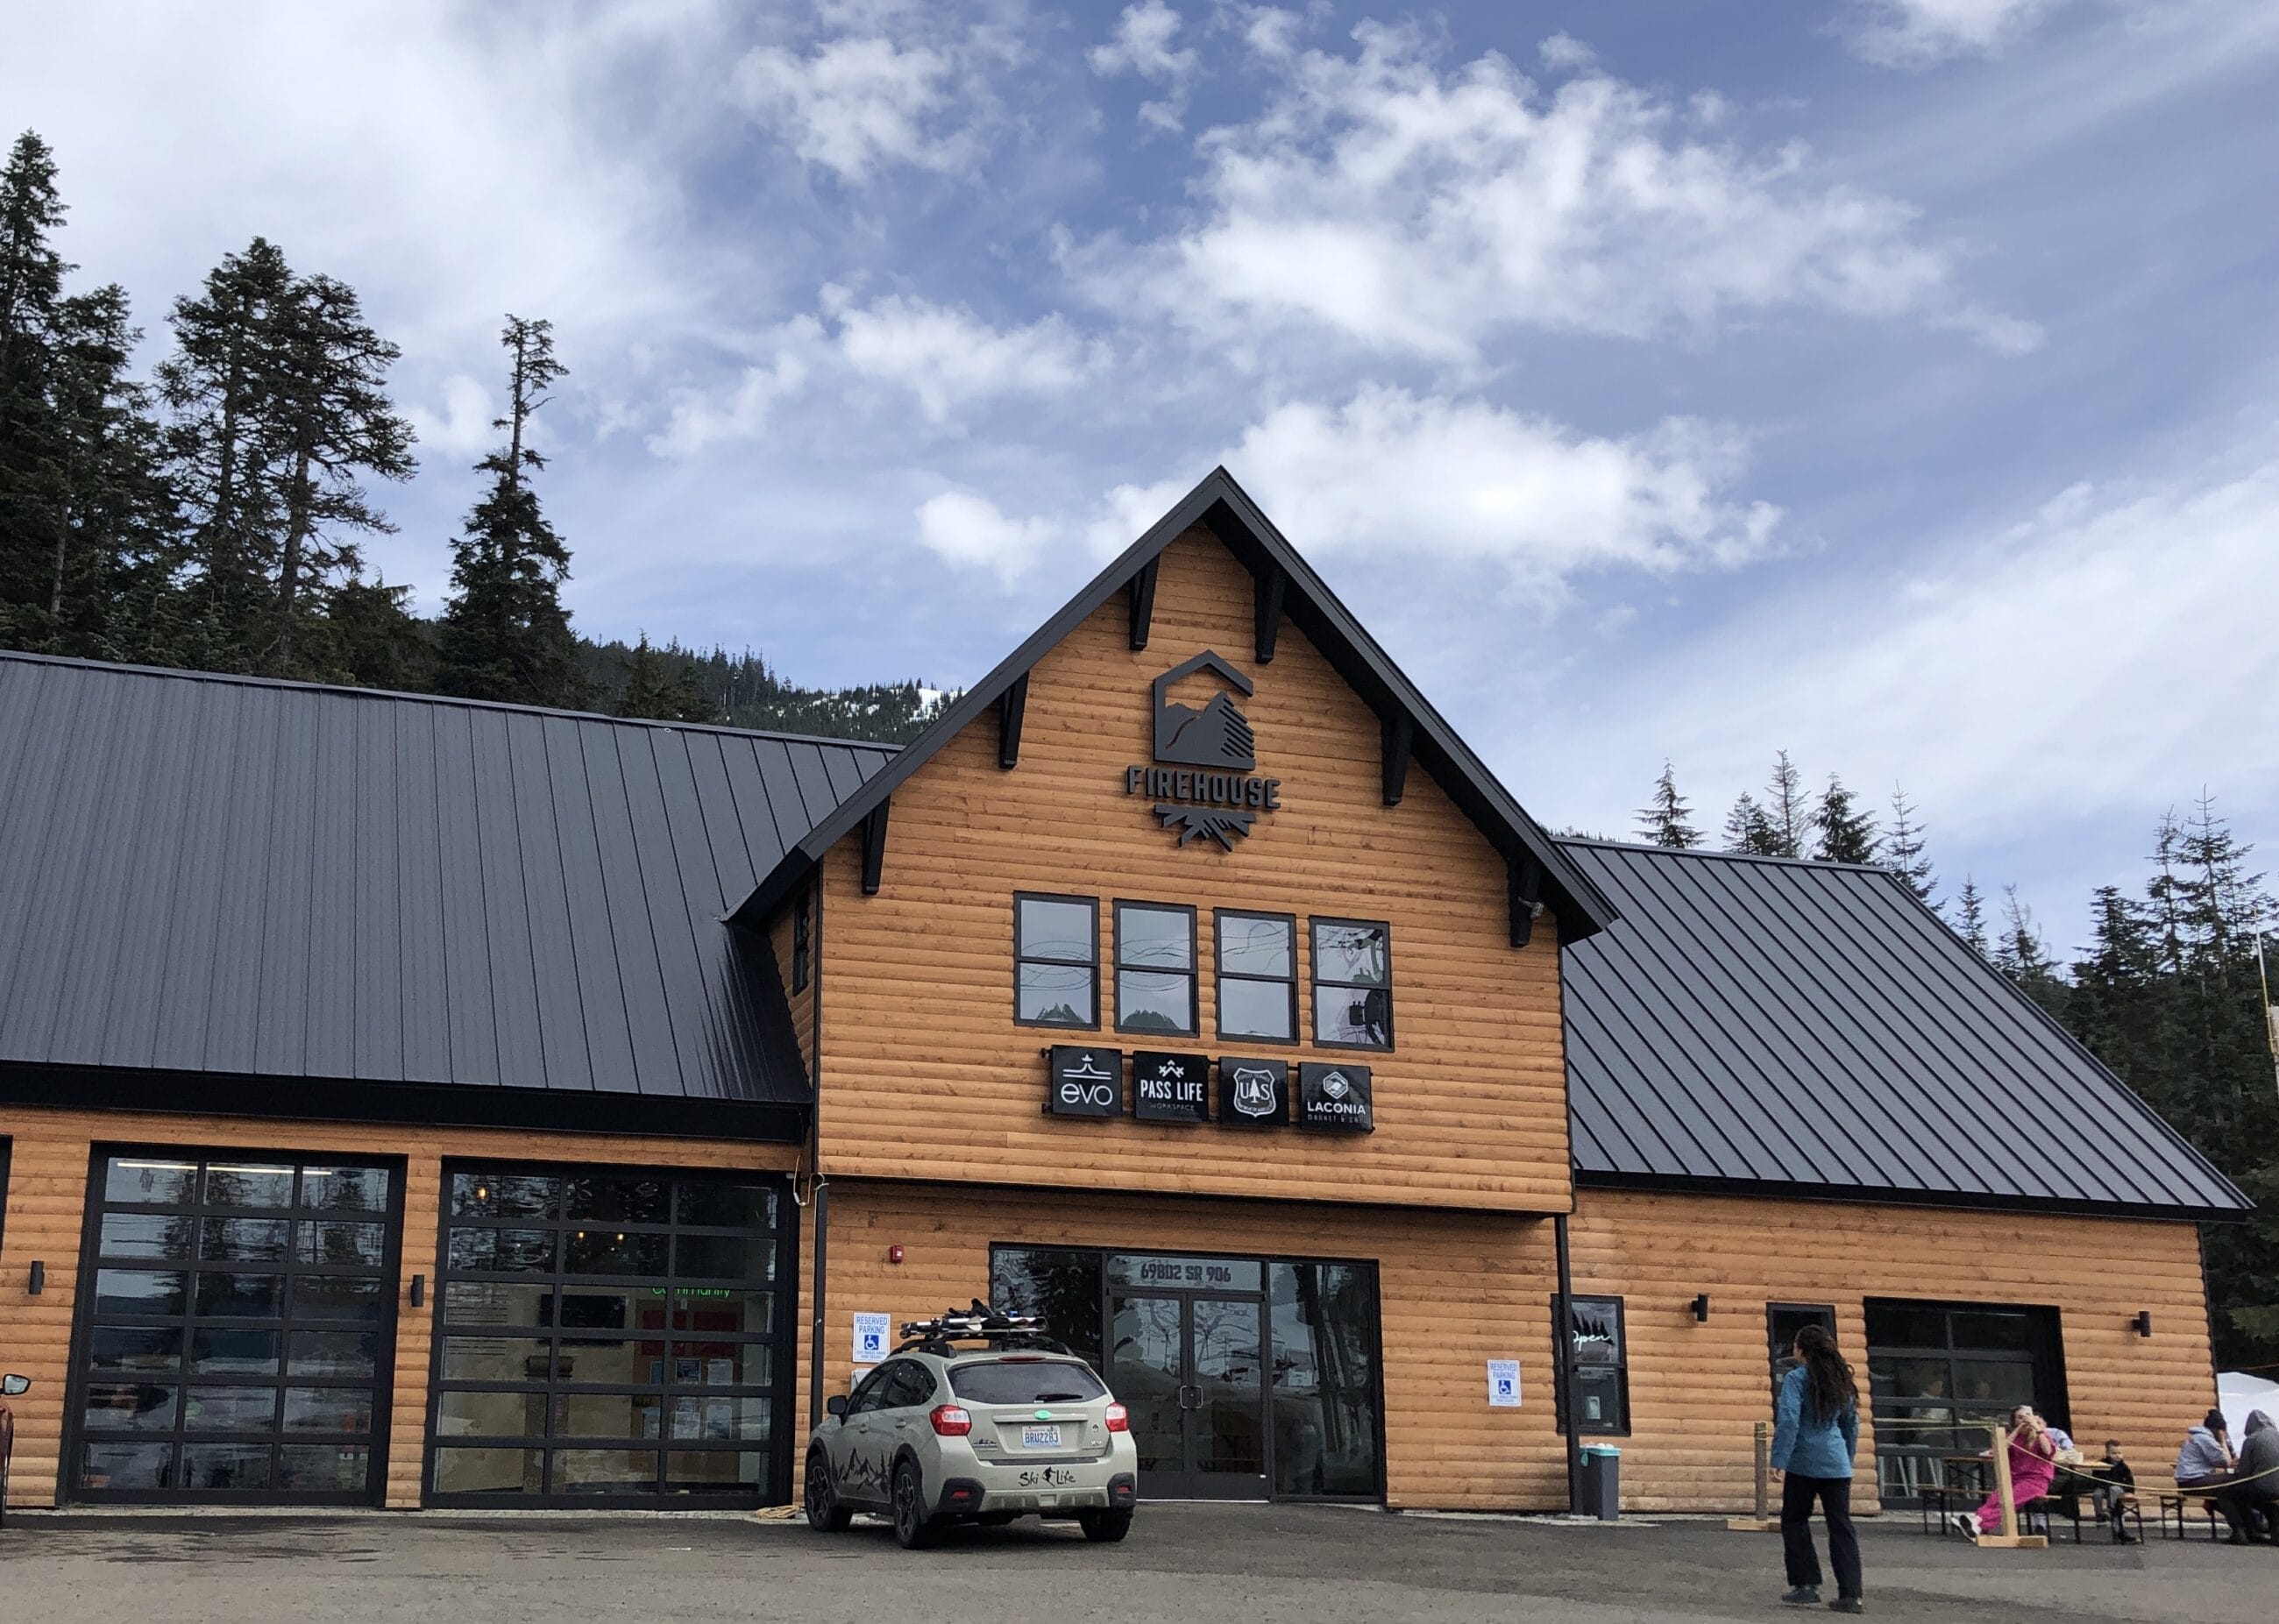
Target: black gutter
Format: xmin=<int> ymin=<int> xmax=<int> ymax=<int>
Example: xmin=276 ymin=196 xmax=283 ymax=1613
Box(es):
xmin=1553 ymin=1212 xmax=1584 ymax=1516
xmin=808 ymin=1177 xmax=830 ymax=1431
xmin=0 ymin=1063 xmax=813 ymax=1145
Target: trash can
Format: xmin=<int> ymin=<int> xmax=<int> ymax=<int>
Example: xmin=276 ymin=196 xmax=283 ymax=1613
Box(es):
xmin=1580 ymin=1445 xmax=1621 ymax=1521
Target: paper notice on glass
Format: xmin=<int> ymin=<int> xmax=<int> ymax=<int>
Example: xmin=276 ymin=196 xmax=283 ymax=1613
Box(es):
xmin=1487 ymin=1359 xmax=1522 ymax=1408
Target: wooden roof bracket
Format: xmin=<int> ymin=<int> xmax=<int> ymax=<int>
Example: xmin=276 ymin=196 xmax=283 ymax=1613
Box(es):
xmin=1253 ymin=564 xmax=1285 ymax=663
xmin=1128 ymin=558 xmax=1159 ymax=650
xmin=1381 ymin=710 xmax=1412 ymax=807
xmin=1509 ymin=854 xmax=1544 ymax=949
xmin=860 ymin=798 xmax=891 ymax=896
xmin=996 ymin=673 xmax=1027 ymax=770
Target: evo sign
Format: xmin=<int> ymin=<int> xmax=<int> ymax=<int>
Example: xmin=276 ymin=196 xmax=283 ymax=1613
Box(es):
xmin=1046 ymin=1046 xmax=1122 ymax=1117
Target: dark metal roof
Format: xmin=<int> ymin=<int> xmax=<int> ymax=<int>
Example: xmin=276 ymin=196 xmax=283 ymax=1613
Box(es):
xmin=728 ymin=467 xmax=1617 ymax=938
xmin=0 ymin=652 xmax=891 ymax=1136
xmin=1558 ymin=839 xmax=2250 ymax=1218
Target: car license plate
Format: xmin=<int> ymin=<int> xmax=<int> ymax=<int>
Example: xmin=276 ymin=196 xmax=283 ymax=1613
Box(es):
xmin=1020 ymin=1424 xmax=1062 ymax=1450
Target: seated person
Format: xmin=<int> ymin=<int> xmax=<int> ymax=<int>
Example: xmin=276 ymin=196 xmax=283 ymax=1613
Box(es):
xmin=2214 ymin=1412 xmax=2277 ymax=1545
xmin=1953 ymin=1407 xmax=2058 ymax=1542
xmin=2174 ymin=1408 xmax=2234 ymax=1492
xmin=2091 ymin=1440 xmax=2137 ymax=1544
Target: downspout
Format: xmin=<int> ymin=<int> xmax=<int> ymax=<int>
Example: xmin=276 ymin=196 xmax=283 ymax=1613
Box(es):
xmin=807 ymin=1177 xmax=829 ymax=1430
xmin=806 ymin=872 xmax=829 ymax=1430
xmin=1554 ymin=1212 xmax=1584 ymax=1515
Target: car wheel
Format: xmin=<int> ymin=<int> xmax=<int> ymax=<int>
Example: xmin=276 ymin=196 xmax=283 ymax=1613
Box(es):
xmin=891 ymin=1461 xmax=938 ymax=1550
xmin=1079 ymin=1508 xmax=1133 ymax=1543
xmin=805 ymin=1450 xmax=852 ymax=1532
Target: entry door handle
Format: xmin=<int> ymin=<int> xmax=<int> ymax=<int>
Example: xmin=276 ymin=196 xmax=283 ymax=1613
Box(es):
xmin=1179 ymin=1383 xmax=1201 ymax=1409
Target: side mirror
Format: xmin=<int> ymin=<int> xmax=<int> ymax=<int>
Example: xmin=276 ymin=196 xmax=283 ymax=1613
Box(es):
xmin=825 ymin=1394 xmax=848 ymax=1418
xmin=1 ymin=1374 xmax=28 ymax=1397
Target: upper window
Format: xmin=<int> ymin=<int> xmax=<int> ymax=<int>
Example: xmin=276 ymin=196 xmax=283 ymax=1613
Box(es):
xmin=1115 ymin=902 xmax=1196 ymax=1036
xmin=1216 ymin=911 xmax=1296 ymax=1043
xmin=1015 ymin=894 xmax=1098 ymax=1028
xmin=1311 ymin=919 xmax=1393 ymax=1049
xmin=1554 ymin=1294 xmax=1629 ymax=1436
xmin=1767 ymin=1302 xmax=1837 ymax=1403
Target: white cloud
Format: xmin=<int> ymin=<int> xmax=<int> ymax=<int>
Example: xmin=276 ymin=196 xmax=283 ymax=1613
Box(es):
xmin=1070 ymin=22 xmax=2036 ymax=362
xmin=647 ymin=323 xmax=820 ymax=457
xmin=1840 ymin=0 xmax=2067 ymax=67
xmin=735 ymin=35 xmax=963 ymax=183
xmin=916 ymin=489 xmax=1062 ymax=584
xmin=1218 ymin=388 xmax=1782 ymax=594
xmin=406 ymin=374 xmax=495 ymax=460
xmin=824 ymin=287 xmax=1102 ymax=421
xmin=1534 ymin=426 xmax=2279 ymax=841
xmin=1089 ymin=1 xmax=1200 ymax=133
xmin=1537 ymin=32 xmax=1599 ymax=73
xmin=955 ymin=386 xmax=1781 ymax=599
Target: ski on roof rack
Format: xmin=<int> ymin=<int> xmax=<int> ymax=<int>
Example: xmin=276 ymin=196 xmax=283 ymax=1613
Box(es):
xmin=894 ymin=1299 xmax=1070 ymax=1356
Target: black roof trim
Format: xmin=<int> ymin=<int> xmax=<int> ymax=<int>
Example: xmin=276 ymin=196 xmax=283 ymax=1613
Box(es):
xmin=0 ymin=649 xmax=905 ymax=756
xmin=728 ymin=467 xmax=1617 ymax=936
xmin=0 ymin=1062 xmax=809 ymax=1144
xmin=1573 ymin=1167 xmax=2244 ymax=1225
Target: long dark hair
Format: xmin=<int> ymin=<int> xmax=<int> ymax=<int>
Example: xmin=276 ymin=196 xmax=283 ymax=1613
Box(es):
xmin=1794 ymin=1323 xmax=1857 ymax=1423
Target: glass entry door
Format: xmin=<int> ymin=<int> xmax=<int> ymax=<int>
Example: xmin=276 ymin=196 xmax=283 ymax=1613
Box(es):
xmin=1109 ymin=1291 xmax=1268 ymax=1499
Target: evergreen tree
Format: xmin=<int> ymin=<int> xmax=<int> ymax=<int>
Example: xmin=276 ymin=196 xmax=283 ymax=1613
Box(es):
xmin=1883 ymin=784 xmax=1936 ymax=904
xmin=1812 ymin=773 xmax=1878 ymax=864
xmin=2070 ymin=884 xmax=2163 ymax=1085
xmin=1764 ymin=750 xmax=1806 ymax=859
xmin=159 ymin=238 xmax=294 ymax=666
xmin=1951 ymin=876 xmax=1990 ymax=958
xmin=1992 ymin=883 xmax=2064 ymax=1016
xmin=0 ymin=131 xmax=71 ymax=644
xmin=1635 ymin=760 xmax=1701 ymax=848
xmin=262 ymin=269 xmax=414 ymax=677
xmin=1722 ymin=791 xmax=1785 ymax=856
xmin=437 ymin=315 xmax=584 ymax=708
xmin=327 ymin=575 xmax=434 ymax=692
xmin=614 ymin=632 xmax=720 ymax=724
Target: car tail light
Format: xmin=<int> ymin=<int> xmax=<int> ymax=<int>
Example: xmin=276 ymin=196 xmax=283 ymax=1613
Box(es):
xmin=1104 ymin=1402 xmax=1129 ymax=1433
xmin=929 ymin=1404 xmax=973 ymax=1436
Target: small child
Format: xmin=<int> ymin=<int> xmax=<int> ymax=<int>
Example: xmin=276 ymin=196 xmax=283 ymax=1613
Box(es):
xmin=2097 ymin=1440 xmax=2137 ymax=1543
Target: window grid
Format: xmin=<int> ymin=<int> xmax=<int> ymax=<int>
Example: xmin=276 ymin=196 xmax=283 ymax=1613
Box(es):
xmin=1114 ymin=899 xmax=1198 ymax=1038
xmin=1310 ymin=918 xmax=1395 ymax=1051
xmin=1213 ymin=909 xmax=1298 ymax=1045
xmin=1013 ymin=892 xmax=1101 ymax=1030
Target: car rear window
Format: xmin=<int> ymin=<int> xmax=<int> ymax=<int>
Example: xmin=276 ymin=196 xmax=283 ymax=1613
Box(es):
xmin=948 ymin=1359 xmax=1108 ymax=1405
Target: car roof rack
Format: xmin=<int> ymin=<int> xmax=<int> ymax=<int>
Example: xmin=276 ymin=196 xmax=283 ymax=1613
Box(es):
xmin=895 ymin=1300 xmax=1071 ymax=1357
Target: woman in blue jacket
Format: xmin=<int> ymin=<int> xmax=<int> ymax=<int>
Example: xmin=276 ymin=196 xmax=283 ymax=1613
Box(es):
xmin=1772 ymin=1323 xmax=1864 ymax=1613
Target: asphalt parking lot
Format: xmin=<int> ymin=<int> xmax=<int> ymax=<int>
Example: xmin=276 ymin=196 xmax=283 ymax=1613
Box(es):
xmin=2 ymin=1504 xmax=2272 ymax=1623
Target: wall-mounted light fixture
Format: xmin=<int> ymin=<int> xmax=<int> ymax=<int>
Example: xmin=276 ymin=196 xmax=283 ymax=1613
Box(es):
xmin=2133 ymin=1311 xmax=2153 ymax=1338
xmin=1691 ymin=1293 xmax=1711 ymax=1323
xmin=409 ymin=1273 xmax=426 ymax=1308
xmin=27 ymin=1260 xmax=45 ymax=1295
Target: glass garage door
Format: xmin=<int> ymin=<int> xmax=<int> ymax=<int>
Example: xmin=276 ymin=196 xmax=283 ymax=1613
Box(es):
xmin=427 ymin=1166 xmax=789 ymax=1507
xmin=70 ymin=1150 xmax=400 ymax=1503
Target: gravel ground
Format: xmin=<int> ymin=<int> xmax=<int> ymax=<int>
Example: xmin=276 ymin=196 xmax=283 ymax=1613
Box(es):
xmin=3 ymin=1502 xmax=2274 ymax=1622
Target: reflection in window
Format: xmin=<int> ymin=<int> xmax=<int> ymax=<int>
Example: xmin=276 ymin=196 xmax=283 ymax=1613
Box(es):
xmin=1863 ymin=1299 xmax=2068 ymax=1505
xmin=989 ymin=1247 xmax=1104 ymax=1373
xmin=1217 ymin=912 xmax=1296 ymax=1042
xmin=1117 ymin=902 xmax=1196 ymax=1036
xmin=1555 ymin=1295 xmax=1629 ymax=1436
xmin=1015 ymin=893 xmax=1098 ymax=1028
xmin=1311 ymin=920 xmax=1393 ymax=1048
xmin=1269 ymin=1262 xmax=1381 ymax=1497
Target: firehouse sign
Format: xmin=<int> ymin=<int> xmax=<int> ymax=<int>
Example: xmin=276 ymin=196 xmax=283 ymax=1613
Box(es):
xmin=1125 ymin=651 xmax=1281 ymax=850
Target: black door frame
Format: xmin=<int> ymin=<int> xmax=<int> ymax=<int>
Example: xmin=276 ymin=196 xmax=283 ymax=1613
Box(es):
xmin=1108 ymin=1285 xmax=1270 ymax=1500
xmin=991 ymin=1242 xmax=1387 ymax=1505
xmin=1862 ymin=1296 xmax=2070 ymax=1507
xmin=422 ymin=1159 xmax=798 ymax=1510
xmin=61 ymin=1142 xmax=407 ymax=1507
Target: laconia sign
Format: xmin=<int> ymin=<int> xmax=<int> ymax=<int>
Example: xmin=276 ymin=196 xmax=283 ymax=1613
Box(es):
xmin=1045 ymin=1046 xmax=1373 ymax=1133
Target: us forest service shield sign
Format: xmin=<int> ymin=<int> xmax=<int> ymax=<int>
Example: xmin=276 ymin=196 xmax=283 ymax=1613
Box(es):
xmin=1298 ymin=1062 xmax=1374 ymax=1132
xmin=1216 ymin=1057 xmax=1289 ymax=1126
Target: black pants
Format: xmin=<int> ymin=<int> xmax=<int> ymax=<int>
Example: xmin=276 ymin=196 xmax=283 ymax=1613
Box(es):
xmin=1781 ymin=1473 xmax=1862 ymax=1599
xmin=2213 ymin=1486 xmax=2275 ymax=1538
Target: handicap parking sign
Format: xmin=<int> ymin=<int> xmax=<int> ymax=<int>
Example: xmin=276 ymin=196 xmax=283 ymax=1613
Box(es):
xmin=854 ymin=1312 xmax=891 ymax=1363
xmin=1487 ymin=1358 xmax=1522 ymax=1408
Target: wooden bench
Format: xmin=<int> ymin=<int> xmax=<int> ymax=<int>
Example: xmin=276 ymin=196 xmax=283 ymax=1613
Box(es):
xmin=2157 ymin=1488 xmax=2223 ymax=1541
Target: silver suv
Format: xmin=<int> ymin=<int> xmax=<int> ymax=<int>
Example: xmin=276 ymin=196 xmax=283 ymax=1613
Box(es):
xmin=804 ymin=1309 xmax=1139 ymax=1549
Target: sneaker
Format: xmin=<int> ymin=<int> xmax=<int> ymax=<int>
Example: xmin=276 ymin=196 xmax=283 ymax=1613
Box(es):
xmin=1781 ymin=1586 xmax=1821 ymax=1606
xmin=1829 ymin=1600 xmax=1865 ymax=1616
xmin=2112 ymin=1528 xmax=2137 ymax=1544
xmin=1951 ymin=1513 xmax=1980 ymax=1543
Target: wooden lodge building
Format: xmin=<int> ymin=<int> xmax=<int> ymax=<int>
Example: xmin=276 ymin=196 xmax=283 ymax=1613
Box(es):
xmin=0 ymin=470 xmax=2249 ymax=1514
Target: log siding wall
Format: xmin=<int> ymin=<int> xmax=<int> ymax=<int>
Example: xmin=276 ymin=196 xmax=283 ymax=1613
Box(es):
xmin=812 ymin=529 xmax=1572 ymax=1213
xmin=0 ymin=1104 xmax=797 ymax=1509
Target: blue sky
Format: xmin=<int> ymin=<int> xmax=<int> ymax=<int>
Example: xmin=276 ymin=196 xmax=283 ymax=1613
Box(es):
xmin=8 ymin=0 xmax=2277 ymax=951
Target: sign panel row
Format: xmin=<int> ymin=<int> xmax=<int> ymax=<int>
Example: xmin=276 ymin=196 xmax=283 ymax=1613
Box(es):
xmin=1047 ymin=1046 xmax=1373 ymax=1131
